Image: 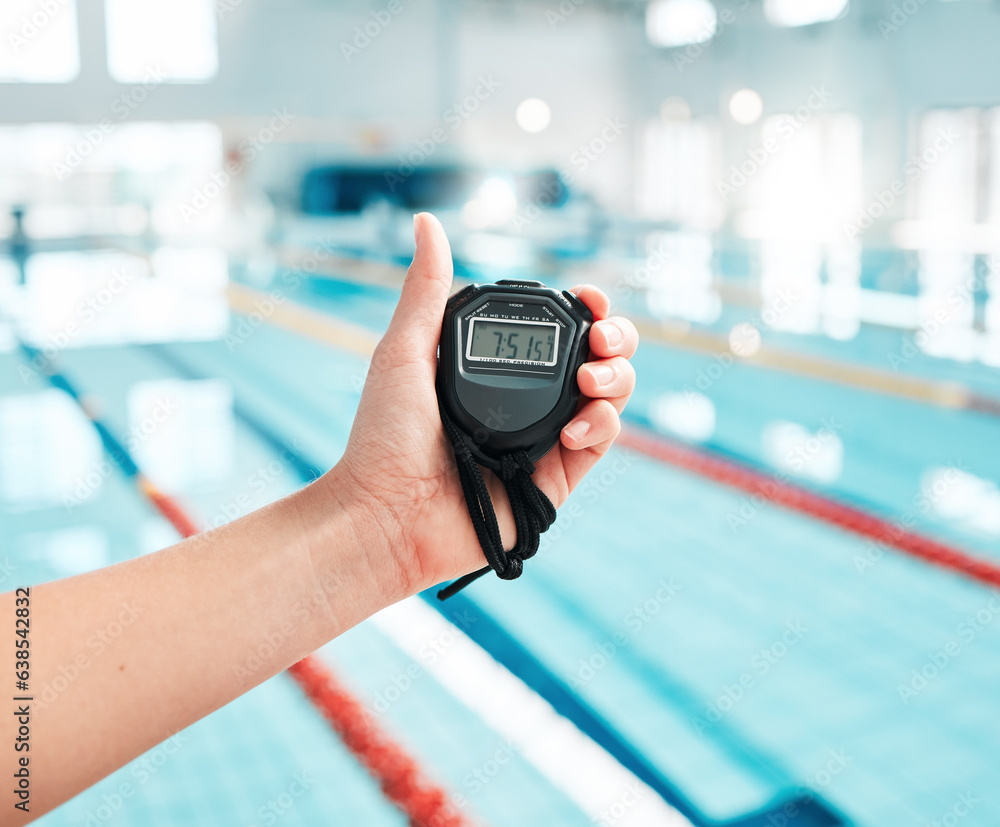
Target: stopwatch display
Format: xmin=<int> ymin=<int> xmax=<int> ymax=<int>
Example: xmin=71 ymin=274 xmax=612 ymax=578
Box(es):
xmin=436 ymin=279 xmax=593 ymax=469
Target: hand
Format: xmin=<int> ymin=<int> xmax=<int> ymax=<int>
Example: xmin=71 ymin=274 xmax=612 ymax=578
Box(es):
xmin=329 ymin=212 xmax=638 ymax=598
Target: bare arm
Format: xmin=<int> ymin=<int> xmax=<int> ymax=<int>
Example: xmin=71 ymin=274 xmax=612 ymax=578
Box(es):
xmin=4 ymin=213 xmax=638 ymax=821
xmin=14 ymin=477 xmax=397 ymax=821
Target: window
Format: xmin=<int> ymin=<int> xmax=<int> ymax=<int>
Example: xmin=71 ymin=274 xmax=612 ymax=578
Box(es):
xmin=743 ymin=113 xmax=863 ymax=337
xmin=0 ymin=0 xmax=79 ymax=83
xmin=637 ymin=119 xmax=723 ymax=230
xmin=104 ymin=0 xmax=218 ymax=83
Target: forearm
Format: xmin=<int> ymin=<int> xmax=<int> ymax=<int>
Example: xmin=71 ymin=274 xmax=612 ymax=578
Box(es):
xmin=7 ymin=469 xmax=401 ymax=822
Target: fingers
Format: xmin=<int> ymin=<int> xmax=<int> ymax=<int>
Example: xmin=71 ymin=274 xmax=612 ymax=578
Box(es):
xmin=385 ymin=212 xmax=454 ymax=350
xmin=576 ymin=356 xmax=635 ymax=413
xmin=560 ymin=398 xmax=621 ymax=454
xmin=569 ymin=284 xmax=610 ymax=321
xmin=589 ymin=316 xmax=638 ymax=359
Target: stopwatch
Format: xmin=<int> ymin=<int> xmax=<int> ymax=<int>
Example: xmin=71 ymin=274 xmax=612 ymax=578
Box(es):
xmin=436 ymin=279 xmax=593 ymax=469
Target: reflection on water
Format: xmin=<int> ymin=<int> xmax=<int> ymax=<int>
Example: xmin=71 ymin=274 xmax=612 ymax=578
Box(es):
xmin=3 ymin=247 xmax=228 ymax=353
xmin=921 ymin=466 xmax=1000 ymax=538
xmin=0 ymin=388 xmax=102 ymax=509
xmin=17 ymin=526 xmax=110 ymax=578
xmin=127 ymin=378 xmax=234 ymax=494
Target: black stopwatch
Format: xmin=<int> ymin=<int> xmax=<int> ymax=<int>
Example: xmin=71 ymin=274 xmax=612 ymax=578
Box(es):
xmin=436 ymin=279 xmax=593 ymax=470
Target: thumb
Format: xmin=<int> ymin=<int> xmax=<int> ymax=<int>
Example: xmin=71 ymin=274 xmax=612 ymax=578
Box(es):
xmin=385 ymin=212 xmax=454 ymax=350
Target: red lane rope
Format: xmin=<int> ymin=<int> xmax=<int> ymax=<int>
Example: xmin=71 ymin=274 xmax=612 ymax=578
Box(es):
xmin=136 ymin=481 xmax=471 ymax=827
xmin=288 ymin=658 xmax=467 ymax=827
xmin=138 ymin=477 xmax=203 ymax=539
xmin=618 ymin=425 xmax=1000 ymax=590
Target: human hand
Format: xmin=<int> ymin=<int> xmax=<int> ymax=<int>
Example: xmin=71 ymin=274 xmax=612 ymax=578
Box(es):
xmin=329 ymin=212 xmax=637 ymax=599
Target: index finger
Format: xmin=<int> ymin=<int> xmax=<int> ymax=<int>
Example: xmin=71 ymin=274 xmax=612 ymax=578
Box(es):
xmin=568 ymin=284 xmax=610 ymax=322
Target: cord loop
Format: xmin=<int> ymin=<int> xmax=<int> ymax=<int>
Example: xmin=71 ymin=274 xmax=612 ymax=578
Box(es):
xmin=437 ymin=404 xmax=557 ymax=600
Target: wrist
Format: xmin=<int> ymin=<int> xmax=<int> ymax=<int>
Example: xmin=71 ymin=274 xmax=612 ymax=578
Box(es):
xmin=295 ymin=464 xmax=423 ymax=628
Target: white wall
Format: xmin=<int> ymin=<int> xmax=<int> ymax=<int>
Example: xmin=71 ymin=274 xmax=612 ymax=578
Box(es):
xmin=3 ymin=0 xmax=1000 ymax=217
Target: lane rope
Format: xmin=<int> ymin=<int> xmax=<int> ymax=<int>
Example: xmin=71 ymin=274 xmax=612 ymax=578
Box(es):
xmin=617 ymin=426 xmax=1000 ymax=590
xmin=229 ymin=282 xmax=1000 ymax=595
xmin=17 ymin=342 xmax=472 ymax=827
xmin=142 ymin=342 xmax=848 ymax=827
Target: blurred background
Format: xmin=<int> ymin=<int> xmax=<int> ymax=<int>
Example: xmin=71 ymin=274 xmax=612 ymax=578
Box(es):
xmin=2 ymin=0 xmax=1000 ymax=825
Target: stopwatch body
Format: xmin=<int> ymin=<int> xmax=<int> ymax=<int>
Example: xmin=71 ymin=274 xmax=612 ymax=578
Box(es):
xmin=436 ymin=279 xmax=593 ymax=470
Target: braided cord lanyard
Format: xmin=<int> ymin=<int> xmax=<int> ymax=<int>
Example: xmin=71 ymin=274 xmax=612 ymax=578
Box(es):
xmin=437 ymin=403 xmax=557 ymax=600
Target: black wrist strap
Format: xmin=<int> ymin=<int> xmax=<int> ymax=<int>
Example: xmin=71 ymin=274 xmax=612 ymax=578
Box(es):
xmin=437 ymin=404 xmax=557 ymax=600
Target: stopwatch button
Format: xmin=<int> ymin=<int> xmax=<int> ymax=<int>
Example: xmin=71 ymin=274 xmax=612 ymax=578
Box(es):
xmin=496 ymin=279 xmax=545 ymax=288
xmin=562 ymin=289 xmax=592 ymax=318
xmin=449 ymin=284 xmax=478 ymax=307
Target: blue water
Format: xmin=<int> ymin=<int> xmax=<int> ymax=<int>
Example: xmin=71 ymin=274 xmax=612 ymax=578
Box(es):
xmin=3 ymin=263 xmax=999 ymax=826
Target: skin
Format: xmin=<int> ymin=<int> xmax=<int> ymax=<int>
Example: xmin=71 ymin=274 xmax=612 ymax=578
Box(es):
xmin=3 ymin=212 xmax=637 ymax=822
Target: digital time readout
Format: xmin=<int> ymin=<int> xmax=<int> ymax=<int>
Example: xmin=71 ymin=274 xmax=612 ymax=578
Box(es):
xmin=466 ymin=318 xmax=559 ymax=365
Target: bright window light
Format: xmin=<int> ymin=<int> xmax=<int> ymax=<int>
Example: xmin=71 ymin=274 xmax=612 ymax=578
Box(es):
xmin=105 ymin=0 xmax=218 ymax=83
xmin=764 ymin=0 xmax=848 ymax=28
xmin=660 ymin=96 xmax=692 ymax=123
xmin=516 ymin=98 xmax=551 ymax=134
xmin=463 ymin=176 xmax=518 ymax=229
xmin=638 ymin=121 xmax=723 ymax=229
xmin=646 ymin=0 xmax=717 ymax=48
xmin=0 ymin=0 xmax=79 ymax=83
xmin=729 ymin=89 xmax=763 ymax=125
